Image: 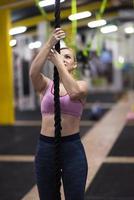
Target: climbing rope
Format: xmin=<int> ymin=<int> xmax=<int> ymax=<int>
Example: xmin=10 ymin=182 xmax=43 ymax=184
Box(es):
xmin=54 ymin=0 xmax=62 ymax=199
xmin=35 ymin=0 xmax=62 ymax=198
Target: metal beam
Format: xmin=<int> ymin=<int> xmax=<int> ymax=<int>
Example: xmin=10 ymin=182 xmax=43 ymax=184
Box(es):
xmin=0 ymin=0 xmax=17 ymax=6
xmin=0 ymin=0 xmax=34 ymax=10
xmin=12 ymin=1 xmax=113 ymax=27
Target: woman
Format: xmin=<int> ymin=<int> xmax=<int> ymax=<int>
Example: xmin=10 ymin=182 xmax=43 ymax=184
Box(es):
xmin=29 ymin=28 xmax=88 ymax=200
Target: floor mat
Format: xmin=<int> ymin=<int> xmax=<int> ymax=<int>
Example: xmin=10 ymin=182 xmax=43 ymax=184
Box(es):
xmin=82 ymin=108 xmax=109 ymax=121
xmin=15 ymin=108 xmax=109 ymax=121
xmin=85 ymin=163 xmax=134 ymax=200
xmin=108 ymin=125 xmax=134 ymax=156
xmin=0 ymin=162 xmax=35 ymax=200
xmin=86 ymin=91 xmax=123 ymax=103
xmin=0 ymin=126 xmax=40 ymax=155
xmin=15 ymin=109 xmax=41 ymax=120
xmin=80 ymin=126 xmax=92 ymax=138
xmin=0 ymin=125 xmax=91 ymax=155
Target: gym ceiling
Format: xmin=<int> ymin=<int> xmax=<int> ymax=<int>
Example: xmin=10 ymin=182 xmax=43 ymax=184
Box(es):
xmin=1 ymin=0 xmax=134 ymax=33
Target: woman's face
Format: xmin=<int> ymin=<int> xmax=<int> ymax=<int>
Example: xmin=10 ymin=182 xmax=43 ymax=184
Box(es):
xmin=60 ymin=48 xmax=77 ymax=72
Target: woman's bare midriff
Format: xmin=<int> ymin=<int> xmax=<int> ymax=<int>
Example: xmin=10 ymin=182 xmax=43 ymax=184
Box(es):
xmin=41 ymin=113 xmax=80 ymax=137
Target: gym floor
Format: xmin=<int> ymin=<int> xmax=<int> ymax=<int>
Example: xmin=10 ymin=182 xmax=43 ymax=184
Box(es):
xmin=0 ymin=91 xmax=134 ymax=200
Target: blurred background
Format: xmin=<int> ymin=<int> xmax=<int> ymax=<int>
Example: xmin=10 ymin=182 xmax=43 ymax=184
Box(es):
xmin=0 ymin=0 xmax=134 ymax=199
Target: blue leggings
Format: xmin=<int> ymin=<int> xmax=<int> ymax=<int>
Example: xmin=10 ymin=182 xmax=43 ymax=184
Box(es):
xmin=35 ymin=133 xmax=88 ymax=200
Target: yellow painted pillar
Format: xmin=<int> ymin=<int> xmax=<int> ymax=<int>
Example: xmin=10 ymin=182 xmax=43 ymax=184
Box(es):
xmin=0 ymin=9 xmax=14 ymax=125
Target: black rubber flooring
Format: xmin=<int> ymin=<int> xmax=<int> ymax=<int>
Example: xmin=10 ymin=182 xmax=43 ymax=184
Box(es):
xmin=15 ymin=108 xmax=109 ymax=122
xmin=82 ymin=108 xmax=109 ymax=121
xmin=0 ymin=93 xmax=113 ymax=199
xmin=15 ymin=109 xmax=41 ymax=121
xmin=15 ymin=91 xmax=119 ymax=121
xmin=86 ymin=91 xmax=123 ymax=103
xmin=0 ymin=126 xmax=40 ymax=155
xmin=108 ymin=125 xmax=134 ymax=156
xmin=0 ymin=124 xmax=91 ymax=200
xmin=80 ymin=126 xmax=92 ymax=137
xmin=0 ymin=162 xmax=35 ymax=200
xmin=85 ymin=163 xmax=134 ymax=200
xmin=15 ymin=92 xmax=122 ymax=121
xmin=0 ymin=125 xmax=91 ymax=155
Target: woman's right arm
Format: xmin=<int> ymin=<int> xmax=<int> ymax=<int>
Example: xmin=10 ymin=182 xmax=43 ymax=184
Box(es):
xmin=29 ymin=28 xmax=65 ymax=93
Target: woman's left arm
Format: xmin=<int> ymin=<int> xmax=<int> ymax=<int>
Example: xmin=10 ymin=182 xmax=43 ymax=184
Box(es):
xmin=48 ymin=50 xmax=88 ymax=100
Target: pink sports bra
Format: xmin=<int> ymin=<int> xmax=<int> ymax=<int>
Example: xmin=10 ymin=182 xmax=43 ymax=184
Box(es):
xmin=41 ymin=81 xmax=84 ymax=117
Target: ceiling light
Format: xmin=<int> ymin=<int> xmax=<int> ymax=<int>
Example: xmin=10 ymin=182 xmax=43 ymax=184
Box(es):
xmin=68 ymin=11 xmax=91 ymax=21
xmin=100 ymin=25 xmax=118 ymax=34
xmin=9 ymin=26 xmax=27 ymax=35
xmin=88 ymin=19 xmax=107 ymax=28
xmin=118 ymin=56 xmax=124 ymax=64
xmin=9 ymin=39 xmax=17 ymax=47
xmin=28 ymin=41 xmax=42 ymax=49
xmin=124 ymin=26 xmax=134 ymax=34
xmin=39 ymin=0 xmax=65 ymax=7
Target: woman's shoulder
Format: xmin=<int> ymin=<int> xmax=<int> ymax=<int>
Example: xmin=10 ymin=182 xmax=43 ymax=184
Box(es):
xmin=77 ymin=80 xmax=89 ymax=88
